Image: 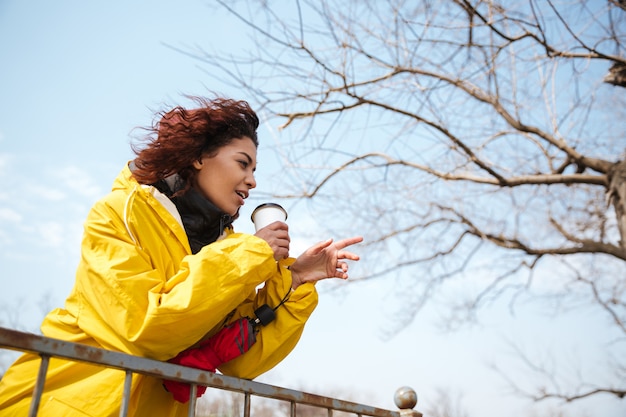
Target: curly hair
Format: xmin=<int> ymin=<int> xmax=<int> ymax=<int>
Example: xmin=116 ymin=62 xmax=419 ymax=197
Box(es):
xmin=131 ymin=96 xmax=259 ymax=191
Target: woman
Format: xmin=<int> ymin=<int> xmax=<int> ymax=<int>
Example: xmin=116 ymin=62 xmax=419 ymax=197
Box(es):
xmin=0 ymin=97 xmax=362 ymax=416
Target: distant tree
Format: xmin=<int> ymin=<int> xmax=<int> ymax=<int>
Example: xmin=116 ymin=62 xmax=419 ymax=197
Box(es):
xmin=0 ymin=298 xmax=33 ymax=378
xmin=195 ymin=390 xmax=333 ymax=417
xmin=424 ymin=389 xmax=470 ymax=417
xmin=180 ymin=0 xmax=626 ymax=407
xmin=196 ymin=390 xmax=243 ymax=416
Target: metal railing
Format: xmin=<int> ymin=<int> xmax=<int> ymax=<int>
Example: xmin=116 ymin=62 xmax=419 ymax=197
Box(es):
xmin=0 ymin=327 xmax=422 ymax=417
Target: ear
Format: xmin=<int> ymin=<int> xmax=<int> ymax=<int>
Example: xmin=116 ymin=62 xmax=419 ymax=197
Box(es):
xmin=192 ymin=159 xmax=203 ymax=170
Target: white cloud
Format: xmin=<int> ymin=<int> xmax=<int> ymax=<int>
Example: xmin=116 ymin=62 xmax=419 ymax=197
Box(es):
xmin=54 ymin=165 xmax=103 ymax=199
xmin=0 ymin=152 xmax=12 ymax=176
xmin=0 ymin=228 xmax=11 ymax=246
xmin=25 ymin=184 xmax=67 ymax=202
xmin=0 ymin=157 xmax=99 ymax=257
xmin=0 ymin=208 xmax=22 ymax=223
xmin=36 ymin=221 xmax=66 ymax=248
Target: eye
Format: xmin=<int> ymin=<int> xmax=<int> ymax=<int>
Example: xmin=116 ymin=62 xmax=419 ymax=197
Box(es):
xmin=239 ymin=160 xmax=249 ymax=168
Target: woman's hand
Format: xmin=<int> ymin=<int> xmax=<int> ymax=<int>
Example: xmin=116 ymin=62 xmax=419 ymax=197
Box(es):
xmin=289 ymin=236 xmax=363 ymax=290
xmin=254 ymin=221 xmax=290 ymax=261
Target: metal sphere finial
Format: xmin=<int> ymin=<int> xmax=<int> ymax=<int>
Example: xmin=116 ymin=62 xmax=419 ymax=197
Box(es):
xmin=394 ymin=386 xmax=417 ymax=409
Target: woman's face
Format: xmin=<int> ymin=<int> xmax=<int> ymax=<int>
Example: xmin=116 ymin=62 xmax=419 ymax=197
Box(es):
xmin=192 ymin=137 xmax=257 ymax=216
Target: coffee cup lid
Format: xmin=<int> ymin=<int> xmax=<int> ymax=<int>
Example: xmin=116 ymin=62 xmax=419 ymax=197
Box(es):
xmin=251 ymin=203 xmax=288 ymax=222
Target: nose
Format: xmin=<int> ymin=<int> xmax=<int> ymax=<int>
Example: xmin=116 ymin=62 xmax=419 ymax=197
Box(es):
xmin=246 ymin=172 xmax=257 ymax=189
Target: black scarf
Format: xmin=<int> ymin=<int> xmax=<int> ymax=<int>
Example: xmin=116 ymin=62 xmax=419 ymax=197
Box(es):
xmin=153 ymin=175 xmax=233 ymax=254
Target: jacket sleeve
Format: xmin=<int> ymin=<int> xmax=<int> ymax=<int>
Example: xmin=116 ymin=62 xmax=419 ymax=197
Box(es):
xmin=217 ymin=259 xmax=319 ymax=379
xmin=72 ymin=191 xmax=283 ymax=361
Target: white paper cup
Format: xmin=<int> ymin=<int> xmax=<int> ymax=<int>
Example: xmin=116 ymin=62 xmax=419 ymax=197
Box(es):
xmin=251 ymin=203 xmax=288 ymax=231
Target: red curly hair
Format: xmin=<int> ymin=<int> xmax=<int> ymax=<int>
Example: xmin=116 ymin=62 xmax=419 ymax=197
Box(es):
xmin=131 ymin=96 xmax=259 ymax=192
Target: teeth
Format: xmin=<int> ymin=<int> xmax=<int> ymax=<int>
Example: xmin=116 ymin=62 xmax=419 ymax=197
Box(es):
xmin=236 ymin=191 xmax=245 ymax=199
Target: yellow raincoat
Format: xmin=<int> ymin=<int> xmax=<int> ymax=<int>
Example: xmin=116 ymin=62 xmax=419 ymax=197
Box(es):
xmin=0 ymin=165 xmax=318 ymax=416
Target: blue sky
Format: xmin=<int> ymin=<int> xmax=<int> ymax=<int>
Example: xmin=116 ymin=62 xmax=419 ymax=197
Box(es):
xmin=1 ymin=2 xmax=624 ymax=416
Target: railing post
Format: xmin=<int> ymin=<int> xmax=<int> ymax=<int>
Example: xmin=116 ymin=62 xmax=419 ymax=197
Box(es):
xmin=27 ymin=354 xmax=50 ymax=417
xmin=119 ymin=370 xmax=133 ymax=417
xmin=243 ymin=391 xmax=251 ymax=417
xmin=188 ymin=385 xmax=197 ymax=417
xmin=394 ymin=387 xmax=422 ymax=417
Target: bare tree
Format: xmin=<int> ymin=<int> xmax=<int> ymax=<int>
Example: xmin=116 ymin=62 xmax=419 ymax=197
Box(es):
xmin=176 ymin=0 xmax=626 ymax=406
xmin=424 ymin=388 xmax=470 ymax=417
xmin=196 ymin=390 xmax=244 ymax=416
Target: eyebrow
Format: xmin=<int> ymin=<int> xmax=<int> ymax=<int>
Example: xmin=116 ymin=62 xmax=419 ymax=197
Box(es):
xmin=237 ymin=152 xmax=253 ymax=163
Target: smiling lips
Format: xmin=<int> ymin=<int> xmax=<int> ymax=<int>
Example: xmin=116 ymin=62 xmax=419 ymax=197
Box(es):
xmin=236 ymin=190 xmax=248 ymax=205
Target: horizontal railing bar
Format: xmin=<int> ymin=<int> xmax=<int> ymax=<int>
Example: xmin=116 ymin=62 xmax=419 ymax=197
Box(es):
xmin=0 ymin=327 xmax=399 ymax=417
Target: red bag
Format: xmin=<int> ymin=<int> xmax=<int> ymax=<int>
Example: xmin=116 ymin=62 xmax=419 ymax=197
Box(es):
xmin=163 ymin=318 xmax=257 ymax=402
